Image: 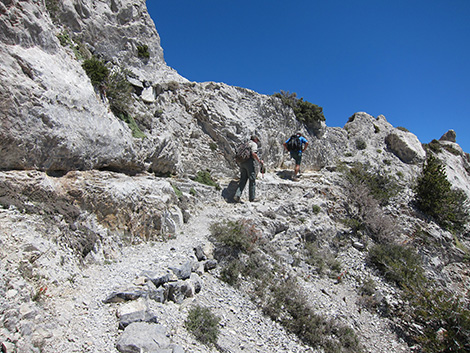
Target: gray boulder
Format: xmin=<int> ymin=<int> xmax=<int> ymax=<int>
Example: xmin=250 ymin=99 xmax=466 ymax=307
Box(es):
xmin=116 ymin=322 xmax=171 ymax=353
xmin=439 ymin=129 xmax=457 ymax=142
xmin=385 ymin=129 xmax=426 ymax=164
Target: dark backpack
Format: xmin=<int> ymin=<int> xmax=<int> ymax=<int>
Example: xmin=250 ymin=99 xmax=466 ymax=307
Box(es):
xmin=235 ymin=141 xmax=252 ymax=164
xmin=286 ymin=135 xmax=301 ymax=151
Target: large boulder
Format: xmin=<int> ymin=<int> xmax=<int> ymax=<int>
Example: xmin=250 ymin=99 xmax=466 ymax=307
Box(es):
xmin=385 ymin=129 xmax=426 ymax=164
xmin=439 ymin=129 xmax=457 ymax=143
xmin=116 ymin=322 xmax=171 ymax=353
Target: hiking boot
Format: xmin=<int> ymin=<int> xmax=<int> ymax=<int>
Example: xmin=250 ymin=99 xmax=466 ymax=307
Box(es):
xmin=249 ymin=198 xmax=260 ymax=202
xmin=233 ymin=195 xmax=241 ymax=203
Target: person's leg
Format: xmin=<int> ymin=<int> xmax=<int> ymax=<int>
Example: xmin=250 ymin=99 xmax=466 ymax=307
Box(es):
xmin=247 ymin=161 xmax=256 ymax=201
xmin=294 ymin=163 xmax=300 ymax=176
xmin=291 ymin=152 xmax=302 ymax=177
xmin=235 ymin=165 xmax=248 ymax=200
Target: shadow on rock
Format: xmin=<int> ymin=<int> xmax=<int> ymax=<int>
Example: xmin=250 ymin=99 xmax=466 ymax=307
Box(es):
xmin=222 ymin=180 xmax=239 ymax=203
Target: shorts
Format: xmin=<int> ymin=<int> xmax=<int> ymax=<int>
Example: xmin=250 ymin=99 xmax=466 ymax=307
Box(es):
xmin=290 ymin=151 xmax=302 ymax=165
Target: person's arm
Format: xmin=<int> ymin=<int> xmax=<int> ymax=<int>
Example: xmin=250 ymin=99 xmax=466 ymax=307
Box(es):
xmin=302 ymin=141 xmax=309 ymax=152
xmin=252 ymin=151 xmax=263 ymax=164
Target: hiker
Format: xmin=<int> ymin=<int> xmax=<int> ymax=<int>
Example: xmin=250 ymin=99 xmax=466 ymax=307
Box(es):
xmin=283 ymin=132 xmax=308 ymax=179
xmin=234 ymin=135 xmax=264 ymax=202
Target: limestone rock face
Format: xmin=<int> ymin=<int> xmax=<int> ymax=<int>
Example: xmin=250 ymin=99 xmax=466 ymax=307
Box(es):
xmin=385 ymin=129 xmax=426 ymax=164
xmin=440 ymin=129 xmax=457 ymax=142
xmin=0 ymin=0 xmax=147 ymax=173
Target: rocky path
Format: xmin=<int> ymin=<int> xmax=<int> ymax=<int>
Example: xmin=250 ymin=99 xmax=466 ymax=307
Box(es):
xmin=39 ymin=191 xmax=312 ymax=352
xmin=1 ymin=171 xmax=411 ymax=353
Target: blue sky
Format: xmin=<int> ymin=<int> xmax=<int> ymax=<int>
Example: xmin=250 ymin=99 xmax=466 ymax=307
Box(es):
xmin=146 ymin=1 xmax=470 ymax=153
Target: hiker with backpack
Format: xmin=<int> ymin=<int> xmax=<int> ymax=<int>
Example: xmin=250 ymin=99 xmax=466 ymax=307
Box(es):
xmin=283 ymin=132 xmax=308 ymax=179
xmin=233 ymin=135 xmax=264 ymax=202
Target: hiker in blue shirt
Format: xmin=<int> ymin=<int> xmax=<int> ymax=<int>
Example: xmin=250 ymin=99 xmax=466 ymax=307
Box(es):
xmin=283 ymin=133 xmax=308 ymax=179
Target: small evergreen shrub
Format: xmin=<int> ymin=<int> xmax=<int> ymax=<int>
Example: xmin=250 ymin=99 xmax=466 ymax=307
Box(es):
xmin=312 ymin=204 xmax=321 ymax=214
xmin=263 ymin=278 xmax=362 ymax=353
xmin=368 ymin=243 xmax=426 ymax=290
xmin=185 ymin=305 xmax=220 ymax=346
xmin=355 ymin=139 xmax=367 ymax=150
xmin=210 ymin=219 xmax=260 ymax=254
xmin=82 ymin=57 xmax=109 ymax=87
xmin=409 ymin=289 xmax=470 ymax=352
xmin=171 ymin=184 xmax=183 ymax=199
xmin=194 ymin=170 xmax=220 ymax=190
xmin=209 ymin=220 xmax=363 ymax=353
xmin=136 ymin=43 xmax=150 ymax=58
xmin=397 ymin=126 xmax=409 ymax=132
xmin=273 ymin=91 xmax=325 ymax=130
xmin=345 ymin=163 xmax=400 ymax=205
xmin=116 ymin=113 xmax=146 ymax=139
xmin=45 ymin=0 xmax=60 ymax=20
xmin=425 ymin=139 xmax=442 ymax=153
xmin=106 ymin=67 xmax=133 ymax=116
xmin=209 ymin=142 xmax=217 ymax=151
xmin=370 ymin=242 xmax=470 ymax=351
xmin=414 ymin=155 xmax=469 ymax=231
xmin=304 ymin=243 xmax=341 ymax=278
xmin=57 ymin=31 xmax=71 ymax=47
xmin=443 ymin=144 xmax=461 ymax=156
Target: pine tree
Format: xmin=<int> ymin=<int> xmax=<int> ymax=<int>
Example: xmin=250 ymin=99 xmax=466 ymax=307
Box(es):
xmin=415 ymin=155 xmax=468 ymax=230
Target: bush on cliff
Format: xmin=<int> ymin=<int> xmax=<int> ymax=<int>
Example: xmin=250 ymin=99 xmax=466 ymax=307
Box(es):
xmin=414 ymin=155 xmax=469 ymax=231
xmin=82 ymin=57 xmax=109 ymax=87
xmin=273 ymin=91 xmax=325 ymax=130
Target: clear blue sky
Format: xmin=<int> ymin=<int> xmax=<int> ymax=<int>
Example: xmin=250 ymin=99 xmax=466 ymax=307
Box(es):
xmin=146 ymin=0 xmax=470 ymax=153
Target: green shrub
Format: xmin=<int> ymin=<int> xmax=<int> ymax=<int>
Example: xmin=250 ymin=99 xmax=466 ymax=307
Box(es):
xmin=82 ymin=57 xmax=109 ymax=87
xmin=57 ymin=31 xmax=71 ymax=47
xmin=171 ymin=184 xmax=183 ymax=199
xmin=136 ymin=43 xmax=150 ymax=58
xmin=345 ymin=163 xmax=400 ymax=205
xmin=355 ymin=139 xmax=366 ymax=150
xmin=45 ymin=0 xmax=60 ymax=20
xmin=443 ymin=144 xmax=461 ymax=156
xmin=185 ymin=305 xmax=220 ymax=346
xmin=194 ymin=170 xmax=220 ymax=190
xmin=304 ymin=243 xmax=341 ymax=277
xmin=312 ymin=204 xmax=321 ymax=214
xmin=220 ymin=259 xmax=243 ymax=285
xmin=425 ymin=139 xmax=442 ymax=153
xmin=106 ymin=67 xmax=133 ymax=116
xmin=273 ymin=91 xmax=325 ymax=130
xmin=116 ymin=113 xmax=146 ymax=139
xmin=210 ymin=219 xmax=260 ymax=254
xmin=368 ymin=243 xmax=426 ymax=290
xmin=57 ymin=32 xmax=88 ymax=60
xmin=397 ymin=126 xmax=409 ymax=132
xmin=409 ymin=289 xmax=470 ymax=352
xmin=263 ymin=278 xmax=362 ymax=353
xmin=210 ymin=219 xmax=363 ymax=353
xmin=209 ymin=142 xmax=218 ymax=151
xmin=414 ymin=155 xmax=469 ymax=231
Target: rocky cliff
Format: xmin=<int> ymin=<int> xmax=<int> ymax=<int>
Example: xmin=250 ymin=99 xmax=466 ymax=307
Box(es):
xmin=1 ymin=1 xmax=469 ymax=353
